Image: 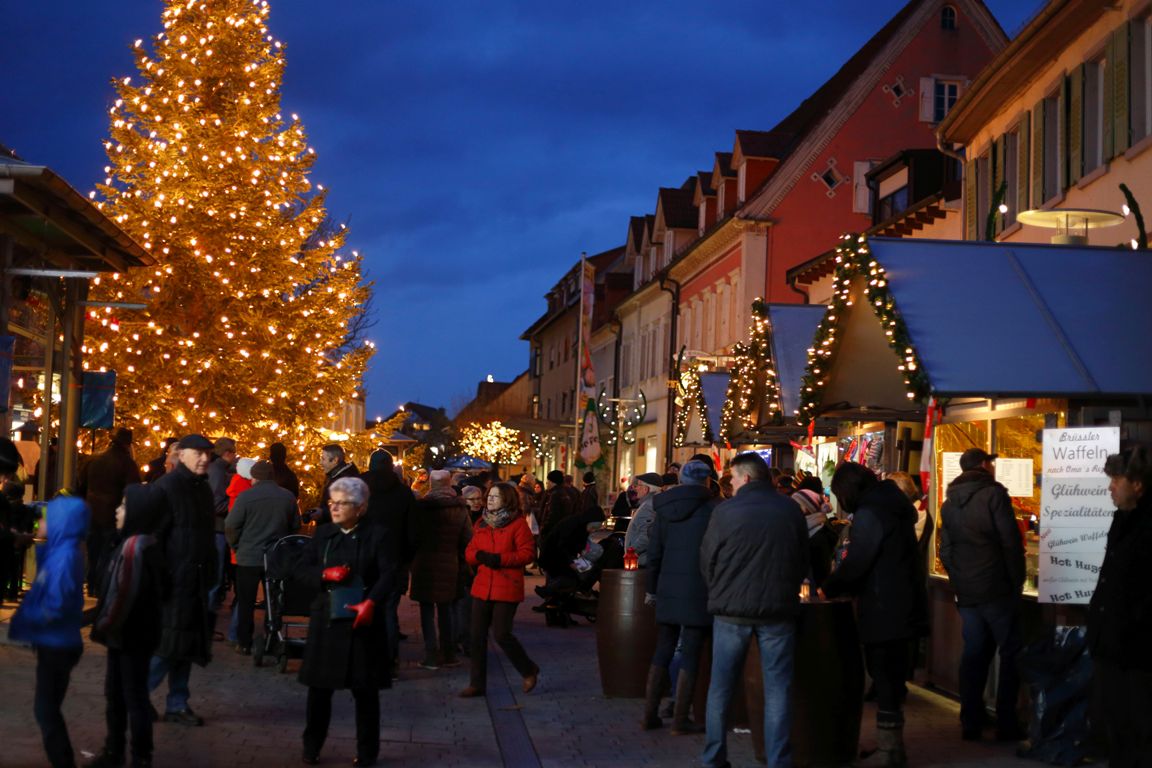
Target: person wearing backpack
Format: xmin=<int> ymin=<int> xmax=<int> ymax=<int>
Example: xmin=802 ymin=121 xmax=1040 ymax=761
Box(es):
xmin=88 ymin=484 xmax=170 ymax=768
xmin=8 ymin=494 xmax=91 ymax=768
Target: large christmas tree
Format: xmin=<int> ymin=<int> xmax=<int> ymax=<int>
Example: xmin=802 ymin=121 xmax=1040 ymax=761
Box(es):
xmin=86 ymin=0 xmax=373 ymax=458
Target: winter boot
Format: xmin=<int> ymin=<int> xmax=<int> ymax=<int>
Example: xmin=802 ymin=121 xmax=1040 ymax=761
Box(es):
xmin=669 ymin=669 xmax=704 ymax=735
xmin=858 ymin=711 xmax=907 ymax=768
xmin=642 ymin=666 xmax=668 ymax=730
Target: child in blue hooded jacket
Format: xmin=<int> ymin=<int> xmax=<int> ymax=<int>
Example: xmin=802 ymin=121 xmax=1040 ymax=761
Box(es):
xmin=9 ymin=495 xmax=91 ymax=768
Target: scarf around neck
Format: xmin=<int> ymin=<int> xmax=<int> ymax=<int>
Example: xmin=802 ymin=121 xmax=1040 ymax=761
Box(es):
xmin=483 ymin=507 xmax=513 ymax=529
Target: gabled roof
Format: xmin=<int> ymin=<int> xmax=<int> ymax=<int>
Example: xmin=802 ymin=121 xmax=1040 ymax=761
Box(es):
xmin=626 ymin=215 xmax=647 ymax=255
xmin=694 ymin=171 xmax=715 ymax=204
xmin=732 ymin=129 xmax=793 ymax=165
xmin=656 ymin=182 xmax=698 ymax=231
xmin=711 ymin=152 xmax=736 ymax=184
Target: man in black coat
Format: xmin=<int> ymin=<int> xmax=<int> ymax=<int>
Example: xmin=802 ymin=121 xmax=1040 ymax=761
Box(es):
xmin=699 ymin=452 xmax=807 ymax=768
xmin=317 ymin=444 xmax=360 ymax=523
xmin=1087 ymin=446 xmax=1152 ymax=766
xmin=361 ymin=449 xmax=414 ymax=671
xmin=539 ymin=469 xmax=578 ymax=541
xmin=823 ymin=462 xmax=926 ymax=767
xmin=147 ymin=434 xmax=217 ymax=727
xmin=939 ymin=448 xmax=1025 ymax=742
xmin=643 ymin=460 xmax=718 ymax=735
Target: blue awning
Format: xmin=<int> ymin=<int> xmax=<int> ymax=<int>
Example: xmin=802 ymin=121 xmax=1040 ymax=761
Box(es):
xmin=443 ymin=454 xmax=492 ymax=470
xmin=870 ymin=237 xmax=1152 ymax=396
xmin=766 ymin=304 xmax=828 ymax=418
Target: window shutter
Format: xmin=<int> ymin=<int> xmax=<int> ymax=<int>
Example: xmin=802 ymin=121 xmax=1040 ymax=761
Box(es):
xmin=993 ymin=138 xmax=1005 ymax=234
xmin=852 ymin=161 xmax=873 ymax=214
xmin=1069 ymin=67 xmax=1084 ymax=184
xmin=1057 ymin=86 xmax=1068 ymax=192
xmin=964 ymin=160 xmax=978 ymax=240
xmin=1113 ymin=23 xmax=1130 ymax=154
xmin=1031 ymin=102 xmax=1045 ymax=206
xmin=920 ymin=77 xmax=935 ymax=121
xmin=1017 ymin=112 xmax=1031 ymax=214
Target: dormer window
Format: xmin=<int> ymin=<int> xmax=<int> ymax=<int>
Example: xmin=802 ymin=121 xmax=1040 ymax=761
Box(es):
xmin=941 ymin=5 xmax=957 ymax=30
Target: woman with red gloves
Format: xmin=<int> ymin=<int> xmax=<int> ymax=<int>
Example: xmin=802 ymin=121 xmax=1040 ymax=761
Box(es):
xmin=298 ymin=476 xmax=394 ymax=767
xmin=459 ymin=481 xmax=540 ymax=698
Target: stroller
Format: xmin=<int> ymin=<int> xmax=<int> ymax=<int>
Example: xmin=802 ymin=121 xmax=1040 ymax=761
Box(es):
xmin=533 ymin=530 xmax=624 ymax=627
xmin=253 ymin=534 xmax=317 ymax=672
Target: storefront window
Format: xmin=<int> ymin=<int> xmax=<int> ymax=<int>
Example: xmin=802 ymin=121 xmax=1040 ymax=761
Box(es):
xmin=932 ymin=407 xmax=1066 ymax=597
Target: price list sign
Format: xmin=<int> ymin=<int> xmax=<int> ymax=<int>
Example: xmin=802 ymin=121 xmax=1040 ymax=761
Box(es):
xmin=1038 ymin=427 xmax=1120 ymax=604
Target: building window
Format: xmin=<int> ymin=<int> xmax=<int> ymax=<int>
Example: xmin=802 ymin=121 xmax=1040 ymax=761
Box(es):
xmin=531 ymin=394 xmax=540 ymax=419
xmin=532 ymin=345 xmax=542 ymax=377
xmin=1132 ymin=16 xmax=1152 ymax=145
xmin=546 ymin=398 xmax=552 ymax=420
xmin=548 ymin=343 xmax=556 ymax=370
xmin=561 ymin=391 xmax=568 ymax=417
xmin=876 ymin=167 xmax=910 ymax=222
xmin=820 ymin=167 xmax=843 ymax=191
xmin=941 ymin=5 xmax=957 ymax=31
xmin=1083 ymin=57 xmax=1106 ymax=175
xmin=935 ymin=80 xmax=960 ymax=122
xmin=1042 ymin=90 xmax=1061 ymax=202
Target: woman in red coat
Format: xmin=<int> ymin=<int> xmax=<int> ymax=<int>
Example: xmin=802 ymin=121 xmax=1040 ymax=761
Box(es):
xmin=459 ymin=482 xmax=539 ymax=698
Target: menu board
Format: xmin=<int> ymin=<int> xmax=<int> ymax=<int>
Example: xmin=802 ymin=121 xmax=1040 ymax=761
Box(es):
xmin=941 ymin=452 xmax=963 ymax=491
xmin=995 ymin=458 xmax=1035 ymax=498
xmin=1037 ymin=427 xmax=1120 ymax=604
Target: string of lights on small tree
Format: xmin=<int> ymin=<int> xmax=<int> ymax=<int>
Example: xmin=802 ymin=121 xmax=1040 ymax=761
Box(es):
xmin=673 ymin=365 xmax=714 ymax=447
xmin=458 ymin=421 xmax=527 ymax=466
xmin=718 ymin=299 xmax=782 ymax=442
xmin=796 ymin=234 xmax=930 ymax=426
xmin=84 ymin=0 xmax=373 ymax=461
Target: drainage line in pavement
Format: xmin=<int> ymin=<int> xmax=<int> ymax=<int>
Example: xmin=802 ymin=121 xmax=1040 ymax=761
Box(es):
xmin=484 ymin=648 xmax=542 ymax=768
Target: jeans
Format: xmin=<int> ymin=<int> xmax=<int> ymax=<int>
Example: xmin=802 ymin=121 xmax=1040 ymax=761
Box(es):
xmin=957 ymin=596 xmax=1022 ymax=733
xmin=148 ymin=655 xmax=192 ymax=713
xmin=701 ymin=618 xmax=796 ymax=768
xmin=105 ymin=648 xmax=153 ymax=761
xmin=207 ymin=532 xmax=227 ymax=607
xmin=419 ymin=601 xmax=453 ymax=655
xmin=303 ymin=686 xmax=379 ymax=761
xmin=234 ymin=565 xmax=264 ymax=649
xmin=651 ymin=623 xmax=707 ymax=681
xmin=34 ymin=645 xmax=82 ymax=768
xmin=469 ymin=600 xmax=538 ymax=690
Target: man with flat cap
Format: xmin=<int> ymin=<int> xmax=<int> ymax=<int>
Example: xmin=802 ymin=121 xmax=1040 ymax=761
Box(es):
xmin=225 ymin=460 xmax=299 ymax=656
xmin=623 ymin=472 xmax=664 ymax=568
xmin=148 ymin=434 xmax=218 ymax=726
xmin=939 ymin=447 xmax=1025 ymax=742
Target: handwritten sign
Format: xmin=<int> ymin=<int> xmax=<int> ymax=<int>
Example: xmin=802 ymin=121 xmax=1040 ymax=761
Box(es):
xmin=1038 ymin=427 xmax=1119 ymax=604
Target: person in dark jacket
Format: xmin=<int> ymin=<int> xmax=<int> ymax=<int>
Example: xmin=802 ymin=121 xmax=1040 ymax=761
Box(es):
xmin=643 ymin=460 xmax=718 ymax=735
xmin=938 ymin=448 xmax=1025 ymax=742
xmin=822 ymin=462 xmax=926 ymax=768
xmin=298 ymin=476 xmax=394 ymax=767
xmin=317 ymin=444 xmax=360 ymax=523
xmin=1087 ymin=446 xmax=1152 ymax=767
xmin=205 ymin=436 xmax=237 ymax=609
xmin=78 ymin=428 xmax=141 ymax=594
xmin=224 ymin=460 xmax=299 ymax=655
xmin=539 ymin=469 xmax=579 ymax=541
xmin=141 ymin=437 xmax=177 ymax=484
xmin=147 ymin=434 xmax=218 ymax=727
xmin=88 ymin=484 xmax=169 ymax=768
xmin=408 ymin=470 xmax=472 ymax=669
xmin=361 ymin=449 xmax=415 ymax=672
xmin=268 ymin=441 xmax=300 ymax=499
xmin=580 ymin=471 xmax=604 ymax=521
xmin=698 ymin=452 xmax=807 ymax=768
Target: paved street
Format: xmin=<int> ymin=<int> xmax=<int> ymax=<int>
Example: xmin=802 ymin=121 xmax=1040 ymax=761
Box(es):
xmin=2 ymin=576 xmax=1043 ymax=767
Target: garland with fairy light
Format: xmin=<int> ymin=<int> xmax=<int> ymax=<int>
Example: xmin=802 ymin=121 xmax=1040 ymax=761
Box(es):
xmin=673 ymin=365 xmax=714 ymax=447
xmin=719 ymin=299 xmax=782 ymax=441
xmin=83 ymin=0 xmax=373 ymax=461
xmin=796 ymin=234 xmax=930 ymax=427
xmin=458 ymin=421 xmax=527 ymax=466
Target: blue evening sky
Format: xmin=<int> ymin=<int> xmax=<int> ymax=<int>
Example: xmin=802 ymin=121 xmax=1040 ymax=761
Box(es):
xmin=3 ymin=1 xmax=1040 ymax=418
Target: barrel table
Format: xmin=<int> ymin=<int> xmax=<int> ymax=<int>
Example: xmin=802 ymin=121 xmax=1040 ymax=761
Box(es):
xmin=595 ymin=569 xmax=658 ymax=697
xmin=745 ymin=599 xmax=864 ymax=766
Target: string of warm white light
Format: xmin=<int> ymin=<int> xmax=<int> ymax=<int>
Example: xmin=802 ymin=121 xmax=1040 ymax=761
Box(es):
xmin=81 ymin=0 xmax=374 ymax=475
xmin=797 ymin=234 xmax=929 ymax=426
xmin=459 ymin=421 xmax=527 ymax=465
xmin=719 ymin=299 xmax=781 ymax=441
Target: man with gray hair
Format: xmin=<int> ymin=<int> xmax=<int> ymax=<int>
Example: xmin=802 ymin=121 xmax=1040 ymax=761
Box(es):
xmin=623 ymin=472 xmax=664 ymax=567
xmin=318 ymin=444 xmax=360 ymax=523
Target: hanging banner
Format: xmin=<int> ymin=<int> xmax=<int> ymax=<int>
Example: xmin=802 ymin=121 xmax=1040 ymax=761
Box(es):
xmin=576 ymin=258 xmax=602 ymax=467
xmin=1037 ymin=426 xmax=1120 ymax=604
xmin=81 ymin=371 xmax=117 ymax=429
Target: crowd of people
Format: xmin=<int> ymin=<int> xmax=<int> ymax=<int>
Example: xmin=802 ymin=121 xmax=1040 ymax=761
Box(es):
xmin=3 ymin=429 xmax=1150 ymax=768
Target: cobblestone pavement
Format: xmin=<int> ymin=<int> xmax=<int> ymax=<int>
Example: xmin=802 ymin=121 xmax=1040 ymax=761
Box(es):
xmin=1 ymin=576 xmax=1047 ymax=767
